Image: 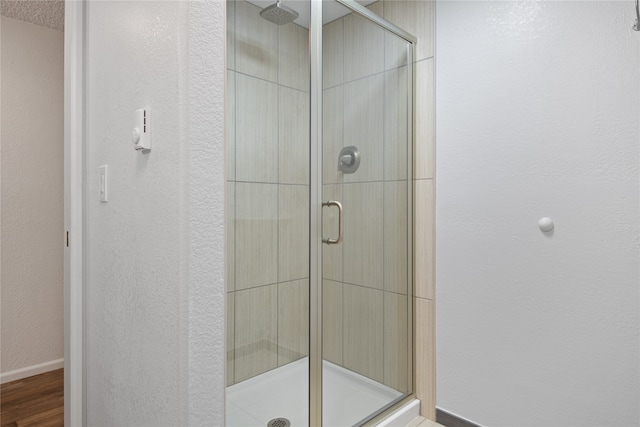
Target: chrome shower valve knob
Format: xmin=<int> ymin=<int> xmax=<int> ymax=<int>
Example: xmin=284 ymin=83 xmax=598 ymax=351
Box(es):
xmin=337 ymin=146 xmax=360 ymax=174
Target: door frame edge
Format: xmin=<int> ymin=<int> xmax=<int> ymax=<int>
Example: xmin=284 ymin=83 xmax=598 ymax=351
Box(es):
xmin=64 ymin=1 xmax=85 ymax=425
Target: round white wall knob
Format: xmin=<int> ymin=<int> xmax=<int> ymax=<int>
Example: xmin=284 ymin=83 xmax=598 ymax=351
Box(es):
xmin=538 ymin=217 xmax=554 ymax=232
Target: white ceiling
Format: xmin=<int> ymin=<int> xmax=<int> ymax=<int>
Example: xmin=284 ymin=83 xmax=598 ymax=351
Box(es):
xmin=1 ymin=0 xmax=64 ymax=31
xmin=246 ymin=0 xmax=376 ymax=28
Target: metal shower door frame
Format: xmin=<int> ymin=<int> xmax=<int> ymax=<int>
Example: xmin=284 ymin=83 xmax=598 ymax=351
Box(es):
xmin=309 ymin=1 xmax=417 ymax=425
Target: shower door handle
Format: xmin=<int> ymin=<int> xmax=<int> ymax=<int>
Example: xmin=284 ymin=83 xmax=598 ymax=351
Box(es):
xmin=322 ymin=201 xmax=343 ymax=245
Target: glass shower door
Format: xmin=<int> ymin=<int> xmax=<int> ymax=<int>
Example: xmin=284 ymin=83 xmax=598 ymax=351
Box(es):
xmin=225 ymin=0 xmax=414 ymax=425
xmin=319 ymin=1 xmax=414 ymax=425
xmin=226 ymin=0 xmax=311 ymax=425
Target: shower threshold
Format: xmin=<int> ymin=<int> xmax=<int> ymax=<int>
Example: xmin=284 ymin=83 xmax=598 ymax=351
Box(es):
xmin=227 ymin=357 xmax=404 ymax=426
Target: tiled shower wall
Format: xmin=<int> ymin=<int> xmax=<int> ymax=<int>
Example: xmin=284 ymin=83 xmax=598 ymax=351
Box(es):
xmin=226 ymin=1 xmax=435 ymax=417
xmin=321 ymin=1 xmax=412 ymax=394
xmin=384 ymin=0 xmax=436 ymax=417
xmin=226 ymin=0 xmax=311 ymax=386
xmin=321 ymin=0 xmax=436 ymax=416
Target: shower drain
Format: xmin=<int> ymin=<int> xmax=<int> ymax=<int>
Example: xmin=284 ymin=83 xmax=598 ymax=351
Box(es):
xmin=267 ymin=418 xmax=291 ymax=427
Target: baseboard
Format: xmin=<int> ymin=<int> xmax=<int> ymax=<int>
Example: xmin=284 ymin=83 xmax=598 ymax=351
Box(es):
xmin=436 ymin=408 xmax=482 ymax=427
xmin=0 ymin=358 xmax=64 ymax=384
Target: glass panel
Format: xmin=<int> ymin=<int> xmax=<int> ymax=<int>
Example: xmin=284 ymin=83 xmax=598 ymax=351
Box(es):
xmin=226 ymin=1 xmax=413 ymax=424
xmin=225 ymin=1 xmax=311 ymax=426
xmin=321 ymin=1 xmax=414 ymax=425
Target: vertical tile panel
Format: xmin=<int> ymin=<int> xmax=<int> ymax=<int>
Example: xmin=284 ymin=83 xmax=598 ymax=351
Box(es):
xmin=235 ymin=182 xmax=278 ymax=290
xmin=384 ymin=181 xmax=408 ymax=294
xmin=278 ymin=22 xmax=310 ymax=92
xmin=415 ymin=297 xmax=435 ymax=419
xmin=415 ymin=59 xmax=435 ymax=180
xmin=279 ymin=87 xmax=310 ymax=185
xmin=227 ymin=0 xmax=236 ymax=70
xmin=322 ymin=18 xmax=344 ymax=89
xmin=227 ymin=182 xmax=235 ymax=292
xmin=384 ymin=0 xmax=434 ymax=62
xmin=236 ymin=73 xmax=279 ymax=183
xmin=278 ymin=279 xmax=309 ymax=366
xmin=322 ymin=280 xmax=343 ymax=365
xmin=343 ymin=12 xmax=384 ymax=82
xmin=227 ymin=292 xmax=235 ymax=386
xmin=366 ymin=0 xmax=384 ymax=16
xmin=414 ymin=179 xmax=434 ymax=299
xmin=384 ymin=31 xmax=409 ymax=71
xmin=322 ymin=184 xmax=343 ymax=282
xmin=235 ymin=0 xmax=278 ymax=82
xmin=323 ymin=86 xmax=344 ymax=185
xmin=234 ymin=285 xmax=278 ymax=382
xmin=343 ymin=182 xmax=384 ymax=289
xmin=278 ymin=185 xmax=309 ymax=282
xmin=343 ymin=284 xmax=384 ymax=382
xmin=227 ymin=70 xmax=236 ymax=181
xmin=383 ymin=292 xmax=408 ymax=393
xmin=343 ymin=74 xmax=384 ymax=183
xmin=384 ymin=66 xmax=409 ymax=181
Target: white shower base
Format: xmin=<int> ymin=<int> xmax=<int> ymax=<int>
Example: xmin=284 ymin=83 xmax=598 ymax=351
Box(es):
xmin=227 ymin=357 xmax=405 ymax=427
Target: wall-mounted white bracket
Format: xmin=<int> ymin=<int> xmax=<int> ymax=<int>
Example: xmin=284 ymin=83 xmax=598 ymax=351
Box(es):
xmin=132 ymin=109 xmax=151 ymax=151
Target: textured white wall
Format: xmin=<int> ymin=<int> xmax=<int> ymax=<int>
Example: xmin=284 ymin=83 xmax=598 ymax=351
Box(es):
xmin=436 ymin=2 xmax=640 ymax=426
xmin=187 ymin=1 xmax=226 ymax=425
xmin=1 ymin=16 xmax=64 ymax=377
xmin=84 ymin=1 xmax=225 ymax=425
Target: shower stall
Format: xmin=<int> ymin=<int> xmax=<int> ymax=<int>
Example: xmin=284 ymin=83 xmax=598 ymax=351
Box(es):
xmin=226 ymin=1 xmax=421 ymax=425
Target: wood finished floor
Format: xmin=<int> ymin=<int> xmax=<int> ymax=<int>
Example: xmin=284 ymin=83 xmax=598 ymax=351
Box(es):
xmin=0 ymin=369 xmax=63 ymax=427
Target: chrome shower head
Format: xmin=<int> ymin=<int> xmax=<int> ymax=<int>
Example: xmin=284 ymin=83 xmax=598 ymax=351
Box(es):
xmin=260 ymin=0 xmax=299 ymax=25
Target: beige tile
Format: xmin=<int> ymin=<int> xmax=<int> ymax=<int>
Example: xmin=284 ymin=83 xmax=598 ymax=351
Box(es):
xmin=414 ymin=179 xmax=434 ymax=300
xmin=366 ymin=0 xmax=384 ymax=16
xmin=343 ymin=11 xmax=384 ymax=82
xmin=322 ymin=279 xmax=343 ymax=365
xmin=235 ymin=0 xmax=278 ymax=82
xmin=322 ymin=184 xmax=343 ymax=282
xmin=343 ymin=74 xmax=384 ymax=183
xmin=279 ymin=87 xmax=310 ymax=185
xmin=235 ymin=183 xmax=278 ymax=290
xmin=227 ymin=70 xmax=236 ymax=181
xmin=343 ymin=284 xmax=384 ymax=382
xmin=415 ymin=297 xmax=435 ymax=419
xmin=236 ymin=73 xmax=278 ymax=183
xmin=227 ymin=0 xmax=235 ymax=70
xmin=384 ymin=0 xmax=434 ymax=62
xmin=234 ymin=285 xmax=278 ymax=382
xmin=323 ymin=86 xmax=344 ymax=185
xmin=384 ymin=31 xmax=410 ymax=71
xmin=278 ymin=22 xmax=310 ymax=92
xmin=384 ymin=66 xmax=409 ymax=181
xmin=227 ymin=292 xmax=235 ymax=386
xmin=383 ymin=292 xmax=408 ymax=393
xmin=384 ymin=181 xmax=408 ymax=294
xmin=415 ymin=59 xmax=435 ymax=180
xmin=278 ymin=185 xmax=309 ymax=282
xmin=227 ymin=182 xmax=236 ymax=292
xmin=278 ymin=279 xmax=309 ymax=366
xmin=322 ymin=18 xmax=343 ymax=89
xmin=343 ymin=182 xmax=383 ymax=289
